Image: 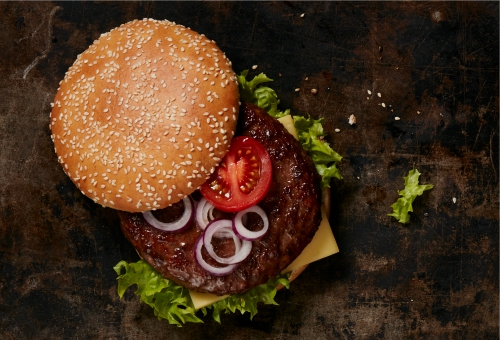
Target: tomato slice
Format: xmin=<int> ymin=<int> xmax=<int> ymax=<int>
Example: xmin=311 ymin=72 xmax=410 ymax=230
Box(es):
xmin=200 ymin=136 xmax=272 ymax=212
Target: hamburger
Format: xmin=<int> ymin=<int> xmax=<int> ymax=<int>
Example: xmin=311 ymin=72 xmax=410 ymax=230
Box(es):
xmin=50 ymin=18 xmax=340 ymax=325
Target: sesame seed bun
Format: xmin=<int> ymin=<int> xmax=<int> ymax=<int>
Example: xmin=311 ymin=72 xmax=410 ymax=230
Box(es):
xmin=50 ymin=19 xmax=240 ymax=212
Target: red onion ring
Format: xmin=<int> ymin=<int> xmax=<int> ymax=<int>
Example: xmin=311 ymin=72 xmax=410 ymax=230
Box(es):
xmin=232 ymin=205 xmax=269 ymax=240
xmin=195 ymin=197 xmax=213 ymax=231
xmin=194 ymin=233 xmax=238 ymax=276
xmin=195 ymin=197 xmax=229 ymax=238
xmin=208 ymin=203 xmax=215 ymax=220
xmin=203 ymin=219 xmax=252 ymax=264
xmin=142 ymin=196 xmax=194 ymax=233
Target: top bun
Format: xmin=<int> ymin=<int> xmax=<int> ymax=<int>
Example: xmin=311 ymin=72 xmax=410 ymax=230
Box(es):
xmin=50 ymin=19 xmax=240 ymax=212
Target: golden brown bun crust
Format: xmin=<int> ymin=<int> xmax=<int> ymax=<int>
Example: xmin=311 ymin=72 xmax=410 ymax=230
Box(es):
xmin=50 ymin=19 xmax=239 ymax=212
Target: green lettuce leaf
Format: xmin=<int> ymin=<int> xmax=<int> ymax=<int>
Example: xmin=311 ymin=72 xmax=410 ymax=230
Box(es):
xmin=114 ymin=260 xmax=203 ymax=326
xmin=207 ymin=273 xmax=290 ymax=323
xmin=114 ymin=259 xmax=290 ymax=326
xmin=293 ymin=116 xmax=343 ymax=187
xmin=237 ymin=70 xmax=290 ymax=118
xmin=237 ymin=70 xmax=342 ymax=187
xmin=388 ymin=169 xmax=434 ymax=224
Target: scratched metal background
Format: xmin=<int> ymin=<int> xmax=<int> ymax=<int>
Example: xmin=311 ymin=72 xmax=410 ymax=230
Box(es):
xmin=0 ymin=2 xmax=498 ymax=339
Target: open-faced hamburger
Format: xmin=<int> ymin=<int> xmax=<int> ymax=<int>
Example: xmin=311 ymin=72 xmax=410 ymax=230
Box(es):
xmin=50 ymin=18 xmax=341 ymax=325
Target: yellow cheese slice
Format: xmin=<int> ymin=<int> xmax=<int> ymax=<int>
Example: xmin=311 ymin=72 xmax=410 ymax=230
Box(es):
xmin=189 ymin=290 xmax=228 ymax=310
xmin=189 ymin=115 xmax=339 ymax=310
xmin=282 ymin=207 xmax=339 ymax=273
xmin=277 ymin=115 xmax=299 ymax=140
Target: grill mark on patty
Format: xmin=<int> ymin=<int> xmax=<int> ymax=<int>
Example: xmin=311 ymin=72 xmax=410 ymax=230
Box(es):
xmin=119 ymin=102 xmax=322 ymax=295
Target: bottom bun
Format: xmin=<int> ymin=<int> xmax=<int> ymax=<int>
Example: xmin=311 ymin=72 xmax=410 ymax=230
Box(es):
xmin=277 ymin=186 xmax=331 ymax=290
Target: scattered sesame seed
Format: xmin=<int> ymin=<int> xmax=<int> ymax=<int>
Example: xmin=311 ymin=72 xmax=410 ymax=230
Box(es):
xmin=395 ymin=116 xmax=400 ymax=120
xmin=335 ymin=128 xmax=340 ymax=133
xmin=377 ymin=92 xmax=381 ymax=97
xmin=295 ymin=88 xmax=300 ymax=92
xmin=311 ymin=88 xmax=318 ymax=94
xmin=252 ymin=65 xmax=258 ymax=70
xmin=300 ymin=13 xmax=305 ymax=17
xmin=367 ymin=90 xmax=372 ymax=95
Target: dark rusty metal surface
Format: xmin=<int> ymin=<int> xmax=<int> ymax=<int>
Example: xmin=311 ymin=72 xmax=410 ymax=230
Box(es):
xmin=0 ymin=2 xmax=498 ymax=339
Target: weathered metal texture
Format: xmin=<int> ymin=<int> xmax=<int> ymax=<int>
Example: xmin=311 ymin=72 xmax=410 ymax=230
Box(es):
xmin=0 ymin=2 xmax=498 ymax=339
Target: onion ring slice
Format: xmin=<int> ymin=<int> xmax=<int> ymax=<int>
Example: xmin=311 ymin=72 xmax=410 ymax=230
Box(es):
xmin=203 ymin=219 xmax=252 ymax=265
xmin=194 ymin=233 xmax=238 ymax=276
xmin=232 ymin=205 xmax=269 ymax=240
xmin=142 ymin=196 xmax=193 ymax=232
xmin=195 ymin=197 xmax=212 ymax=231
xmin=195 ymin=197 xmax=229 ymax=238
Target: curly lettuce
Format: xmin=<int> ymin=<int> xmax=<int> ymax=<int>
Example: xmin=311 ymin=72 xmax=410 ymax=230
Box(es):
xmin=238 ymin=70 xmax=342 ymax=187
xmin=388 ymin=169 xmax=433 ymax=224
xmin=293 ymin=116 xmax=343 ymax=187
xmin=237 ymin=70 xmax=290 ymax=118
xmin=114 ymin=259 xmax=290 ymax=326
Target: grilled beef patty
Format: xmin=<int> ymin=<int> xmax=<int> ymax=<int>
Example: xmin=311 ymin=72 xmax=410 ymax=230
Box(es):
xmin=119 ymin=103 xmax=322 ymax=295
